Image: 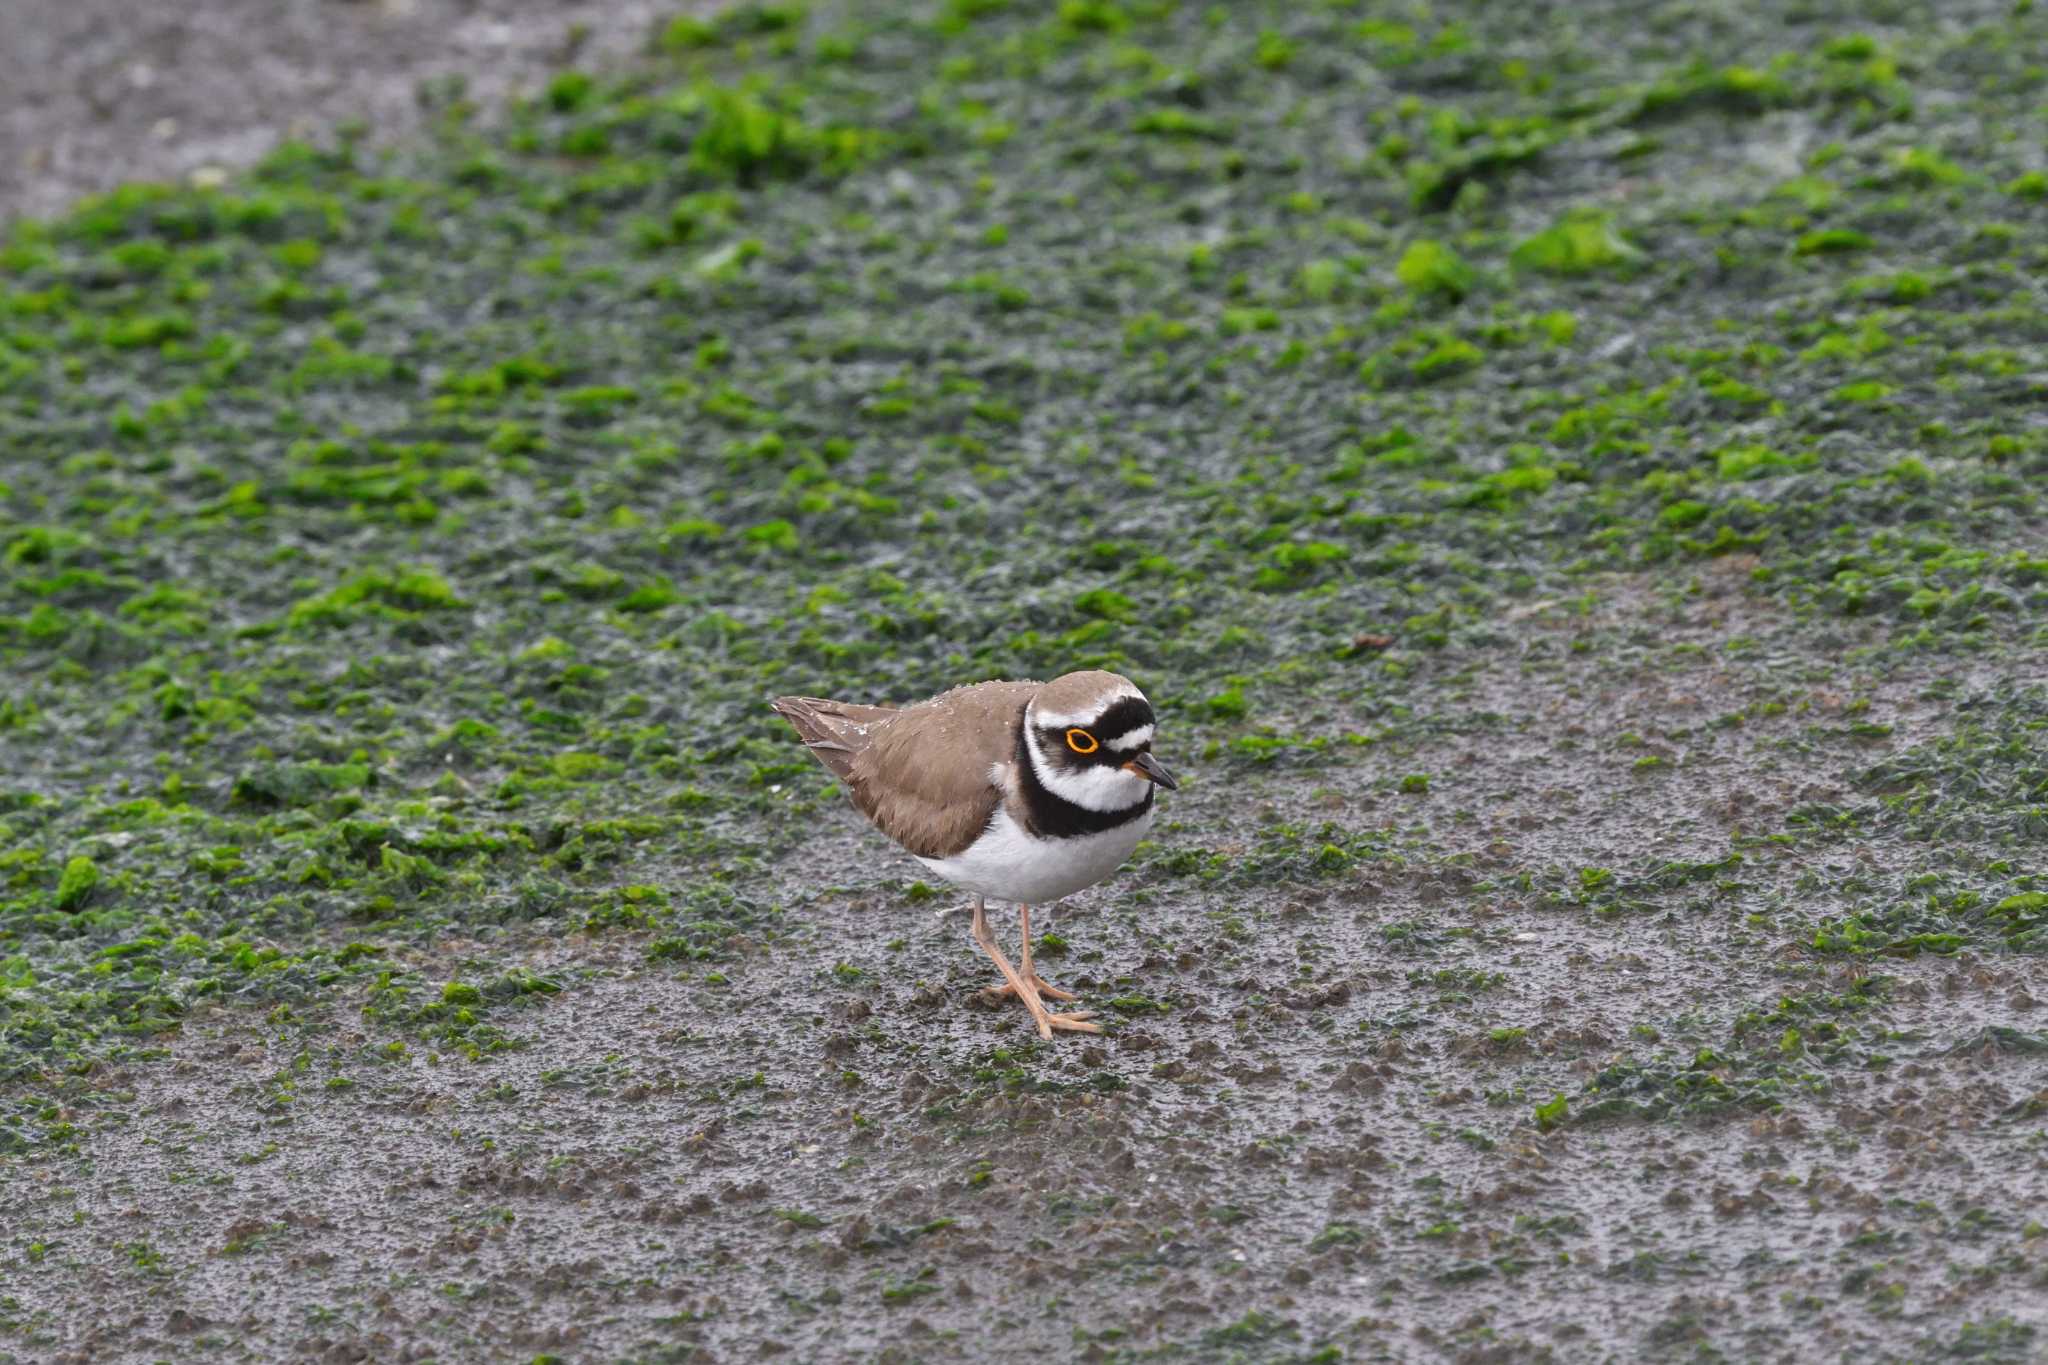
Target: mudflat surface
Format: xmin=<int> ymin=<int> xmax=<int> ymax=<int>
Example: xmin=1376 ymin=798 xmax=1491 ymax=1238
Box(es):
xmin=3 ymin=1 xmax=2047 ymax=1362
xmin=0 ymin=0 xmax=690 ymax=225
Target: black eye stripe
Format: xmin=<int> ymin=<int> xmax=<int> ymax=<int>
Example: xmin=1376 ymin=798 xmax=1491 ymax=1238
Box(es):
xmin=1036 ymin=697 xmax=1151 ymax=746
xmin=1035 ymin=700 xmax=1154 ymax=765
xmin=1083 ymin=697 xmax=1154 ymax=744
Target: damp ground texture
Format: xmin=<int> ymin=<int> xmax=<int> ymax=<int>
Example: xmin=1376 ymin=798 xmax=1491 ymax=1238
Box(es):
xmin=3 ymin=1 xmax=2046 ymax=1362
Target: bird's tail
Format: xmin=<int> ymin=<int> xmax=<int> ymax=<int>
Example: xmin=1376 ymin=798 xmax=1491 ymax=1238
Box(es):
xmin=770 ymin=696 xmax=895 ymax=781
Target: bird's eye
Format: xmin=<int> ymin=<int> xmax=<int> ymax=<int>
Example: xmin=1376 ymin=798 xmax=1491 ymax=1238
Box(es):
xmin=1065 ymin=729 xmax=1098 ymax=754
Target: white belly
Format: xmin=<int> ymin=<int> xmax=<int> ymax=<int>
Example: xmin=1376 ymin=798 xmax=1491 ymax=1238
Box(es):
xmin=914 ymin=807 xmax=1153 ymax=904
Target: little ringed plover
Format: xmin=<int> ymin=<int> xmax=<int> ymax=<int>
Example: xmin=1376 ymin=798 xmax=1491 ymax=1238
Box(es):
xmin=772 ymin=670 xmax=1176 ymax=1038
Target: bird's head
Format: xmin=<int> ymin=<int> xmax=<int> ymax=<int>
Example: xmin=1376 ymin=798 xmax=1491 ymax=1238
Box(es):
xmin=1022 ymin=670 xmax=1178 ymax=810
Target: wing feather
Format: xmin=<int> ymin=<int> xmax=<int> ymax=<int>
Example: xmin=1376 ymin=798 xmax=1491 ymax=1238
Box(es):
xmin=771 ymin=681 xmax=1037 ymax=859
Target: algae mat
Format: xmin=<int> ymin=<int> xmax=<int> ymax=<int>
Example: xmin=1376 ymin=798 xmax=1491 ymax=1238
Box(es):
xmin=3 ymin=1 xmax=2046 ymax=1361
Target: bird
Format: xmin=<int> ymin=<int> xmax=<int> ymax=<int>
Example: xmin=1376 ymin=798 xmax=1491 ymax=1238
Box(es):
xmin=771 ymin=671 xmax=1177 ymax=1039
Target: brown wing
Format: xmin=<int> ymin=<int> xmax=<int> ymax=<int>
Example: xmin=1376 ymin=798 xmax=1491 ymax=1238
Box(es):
xmin=772 ymin=680 xmax=1039 ymax=859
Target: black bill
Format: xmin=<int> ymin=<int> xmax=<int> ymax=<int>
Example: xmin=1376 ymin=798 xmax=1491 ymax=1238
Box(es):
xmin=1122 ymin=751 xmax=1179 ymax=790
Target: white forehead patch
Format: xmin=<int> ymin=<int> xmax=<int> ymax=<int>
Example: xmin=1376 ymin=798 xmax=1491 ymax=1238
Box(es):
xmin=1028 ymin=682 xmax=1146 ymax=731
xmin=1105 ymin=724 xmax=1154 ymax=752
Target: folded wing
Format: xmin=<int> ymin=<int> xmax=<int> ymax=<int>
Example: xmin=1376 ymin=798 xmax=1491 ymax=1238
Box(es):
xmin=772 ymin=682 xmax=1034 ymax=860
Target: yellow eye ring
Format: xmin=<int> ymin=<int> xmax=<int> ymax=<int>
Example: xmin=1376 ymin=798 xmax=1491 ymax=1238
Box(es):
xmin=1065 ymin=729 xmax=1098 ymax=754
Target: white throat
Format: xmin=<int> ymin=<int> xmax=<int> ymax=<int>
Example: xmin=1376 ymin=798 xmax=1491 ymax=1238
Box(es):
xmin=1021 ymin=718 xmax=1152 ymax=813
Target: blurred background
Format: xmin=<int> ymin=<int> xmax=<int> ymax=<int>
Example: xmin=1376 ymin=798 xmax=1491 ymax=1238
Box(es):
xmin=1 ymin=0 xmax=696 ymax=223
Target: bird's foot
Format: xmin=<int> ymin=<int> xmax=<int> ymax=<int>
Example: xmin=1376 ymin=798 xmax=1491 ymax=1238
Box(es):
xmin=982 ymin=973 xmax=1081 ymax=1003
xmin=978 ymin=976 xmax=1098 ymax=1035
xmin=970 ymin=898 xmax=1102 ymax=1038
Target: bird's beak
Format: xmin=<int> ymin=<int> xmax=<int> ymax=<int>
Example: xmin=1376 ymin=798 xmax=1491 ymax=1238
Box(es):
xmin=1122 ymin=751 xmax=1179 ymax=790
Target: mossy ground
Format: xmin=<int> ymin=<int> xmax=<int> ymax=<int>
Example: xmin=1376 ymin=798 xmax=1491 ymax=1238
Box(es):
xmin=3 ymin=1 xmax=2045 ymax=1360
